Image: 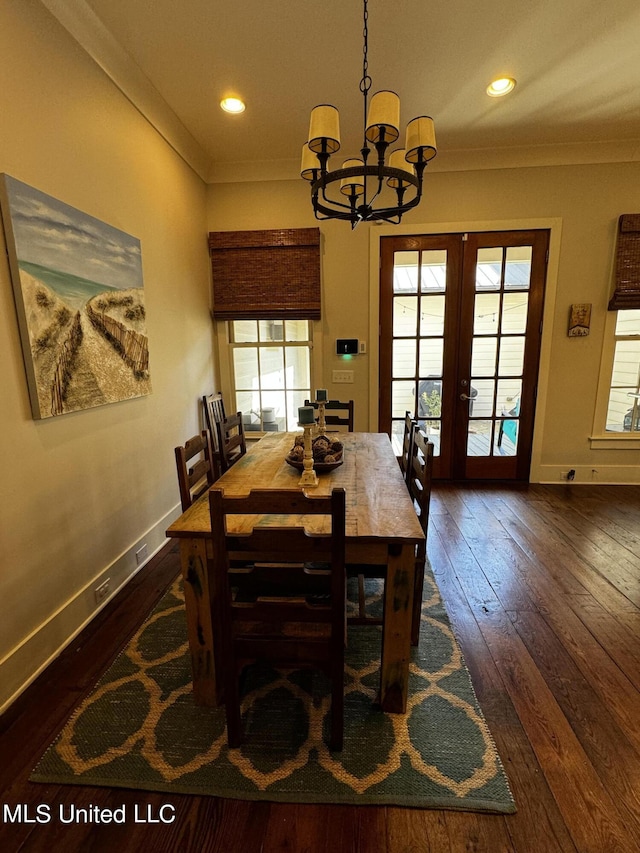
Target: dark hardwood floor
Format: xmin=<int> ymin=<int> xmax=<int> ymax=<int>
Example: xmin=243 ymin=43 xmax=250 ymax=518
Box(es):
xmin=1 ymin=483 xmax=640 ymax=852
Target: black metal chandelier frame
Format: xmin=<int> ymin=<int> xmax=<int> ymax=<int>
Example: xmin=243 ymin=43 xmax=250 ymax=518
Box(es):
xmin=305 ymin=0 xmax=432 ymax=228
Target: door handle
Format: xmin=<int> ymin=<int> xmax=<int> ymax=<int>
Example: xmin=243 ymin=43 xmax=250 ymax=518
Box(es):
xmin=460 ymin=393 xmax=472 ymax=401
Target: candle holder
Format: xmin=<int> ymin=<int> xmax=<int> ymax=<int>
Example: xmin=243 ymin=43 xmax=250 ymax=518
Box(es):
xmin=297 ymin=421 xmax=319 ymax=487
xmin=316 ymin=400 xmax=327 ymax=435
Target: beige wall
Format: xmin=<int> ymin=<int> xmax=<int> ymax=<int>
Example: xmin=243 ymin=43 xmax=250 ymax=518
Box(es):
xmin=0 ymin=2 xmax=214 ymax=710
xmin=208 ymin=163 xmax=640 ymax=483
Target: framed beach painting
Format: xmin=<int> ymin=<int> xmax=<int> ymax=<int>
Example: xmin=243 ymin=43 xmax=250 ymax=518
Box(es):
xmin=0 ymin=175 xmax=151 ymax=418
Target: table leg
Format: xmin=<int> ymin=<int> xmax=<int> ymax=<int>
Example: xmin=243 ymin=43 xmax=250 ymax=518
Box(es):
xmin=179 ymin=538 xmax=220 ymax=706
xmin=379 ymin=543 xmax=415 ymax=713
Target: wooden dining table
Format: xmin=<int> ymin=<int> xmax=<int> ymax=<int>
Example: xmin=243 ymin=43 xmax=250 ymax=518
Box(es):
xmin=166 ymin=431 xmax=424 ymax=713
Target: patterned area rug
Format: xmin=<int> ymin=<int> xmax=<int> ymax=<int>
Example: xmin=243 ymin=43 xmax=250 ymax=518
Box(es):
xmin=31 ymin=565 xmax=515 ymax=812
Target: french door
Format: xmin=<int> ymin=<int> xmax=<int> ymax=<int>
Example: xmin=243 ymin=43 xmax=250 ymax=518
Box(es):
xmin=379 ymin=230 xmax=549 ymax=480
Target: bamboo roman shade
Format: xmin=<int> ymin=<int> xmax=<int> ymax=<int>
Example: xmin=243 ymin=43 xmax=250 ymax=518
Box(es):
xmin=609 ymin=214 xmax=640 ymax=310
xmin=209 ymin=228 xmax=321 ymax=320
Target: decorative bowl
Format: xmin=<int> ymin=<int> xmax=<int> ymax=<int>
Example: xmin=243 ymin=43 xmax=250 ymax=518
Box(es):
xmin=285 ymin=456 xmax=343 ymax=473
xmin=285 ymin=434 xmax=344 ymax=473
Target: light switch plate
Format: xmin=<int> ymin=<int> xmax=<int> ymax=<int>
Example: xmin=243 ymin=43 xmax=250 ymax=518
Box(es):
xmin=332 ymin=369 xmax=354 ymax=383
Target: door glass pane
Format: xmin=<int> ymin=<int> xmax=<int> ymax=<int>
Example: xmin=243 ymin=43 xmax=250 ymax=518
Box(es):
xmin=391 ymin=419 xmax=405 ymax=455
xmin=420 ymin=294 xmax=445 ymax=336
xmin=392 ymin=380 xmax=415 ymax=418
xmin=258 ymin=347 xmax=284 ymax=388
xmin=497 ymin=380 xmax=522 ymax=416
xmin=505 ymin=246 xmax=532 ymax=290
xmin=285 ymin=346 xmax=310 ymax=388
xmin=498 ymin=336 xmax=525 ymax=376
xmin=469 ymin=379 xmax=495 ymax=418
xmin=233 ymin=347 xmax=259 ymax=389
xmin=421 ymin=250 xmax=447 ymax=292
xmin=467 ymin=420 xmax=493 ymax=456
xmin=418 ymin=378 xmax=442 ymax=419
xmin=393 ymin=251 xmax=419 ymax=293
xmin=393 ymin=339 xmax=417 ymax=378
xmin=502 ymin=293 xmax=528 ymax=333
xmin=393 ymin=296 xmax=418 ymax=336
xmin=474 ymin=293 xmax=501 ymax=334
xmin=421 ymin=421 xmax=441 ymax=456
xmin=476 ymin=248 xmax=503 ymax=290
xmin=495 ymin=419 xmax=519 ymax=455
xmin=419 ymin=338 xmax=443 ymax=377
xmin=471 ymin=337 xmax=497 ymax=377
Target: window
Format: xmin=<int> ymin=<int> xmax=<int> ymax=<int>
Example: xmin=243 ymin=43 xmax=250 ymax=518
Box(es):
xmin=606 ymin=310 xmax=640 ymax=433
xmin=229 ymin=319 xmax=312 ymax=433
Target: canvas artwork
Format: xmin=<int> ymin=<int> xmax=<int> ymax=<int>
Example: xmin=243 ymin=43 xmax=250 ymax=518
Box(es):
xmin=0 ymin=175 xmax=151 ymax=419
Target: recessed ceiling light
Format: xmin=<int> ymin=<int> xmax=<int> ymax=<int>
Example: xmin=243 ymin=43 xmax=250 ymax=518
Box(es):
xmin=220 ymin=97 xmax=246 ymax=114
xmin=486 ymin=77 xmax=516 ymax=98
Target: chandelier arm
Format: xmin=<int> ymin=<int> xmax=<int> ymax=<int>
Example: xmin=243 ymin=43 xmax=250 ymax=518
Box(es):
xmin=317 ymin=182 xmax=359 ymax=214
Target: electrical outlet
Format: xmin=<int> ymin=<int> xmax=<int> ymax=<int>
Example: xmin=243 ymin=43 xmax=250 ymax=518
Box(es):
xmin=95 ymin=579 xmax=111 ymax=603
xmin=332 ymin=369 xmax=354 ymax=383
xmin=136 ymin=544 xmax=148 ymax=566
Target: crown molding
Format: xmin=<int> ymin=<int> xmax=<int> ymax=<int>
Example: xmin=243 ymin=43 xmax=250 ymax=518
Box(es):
xmin=211 ymin=140 xmax=640 ymax=184
xmin=39 ymin=0 xmax=212 ymax=181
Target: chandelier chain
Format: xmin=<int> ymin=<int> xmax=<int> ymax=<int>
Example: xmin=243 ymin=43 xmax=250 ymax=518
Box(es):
xmin=359 ymin=0 xmax=372 ymax=95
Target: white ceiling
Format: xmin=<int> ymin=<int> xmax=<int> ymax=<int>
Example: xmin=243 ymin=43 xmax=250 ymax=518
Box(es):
xmin=45 ymin=0 xmax=640 ymax=182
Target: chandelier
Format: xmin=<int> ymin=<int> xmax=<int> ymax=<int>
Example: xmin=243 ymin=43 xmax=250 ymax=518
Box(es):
xmin=301 ymin=0 xmax=437 ymax=229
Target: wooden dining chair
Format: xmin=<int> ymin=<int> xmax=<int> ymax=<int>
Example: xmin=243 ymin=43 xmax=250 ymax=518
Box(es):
xmin=348 ymin=427 xmax=433 ymax=645
xmin=304 ymin=399 xmax=354 ymax=432
xmin=348 ymin=412 xmax=414 ymax=629
xmin=209 ymin=487 xmax=347 ymax=750
xmin=216 ymin=411 xmax=247 ymax=473
xmin=398 ymin=411 xmax=416 ymax=484
xmin=406 ymin=428 xmax=435 ymax=646
xmin=174 ymin=430 xmax=218 ymax=512
xmin=203 ymin=392 xmax=226 ymax=439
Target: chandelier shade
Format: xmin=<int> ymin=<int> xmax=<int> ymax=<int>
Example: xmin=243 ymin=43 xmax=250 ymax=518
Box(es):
xmin=405 ymin=116 xmax=437 ymax=163
xmin=340 ymin=159 xmax=366 ymax=197
xmin=365 ymin=90 xmax=401 ymax=144
xmin=301 ymin=0 xmax=436 ymax=228
xmin=308 ymin=105 xmax=341 ymax=154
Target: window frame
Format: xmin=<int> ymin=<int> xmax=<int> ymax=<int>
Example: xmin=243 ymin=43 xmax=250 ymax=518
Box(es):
xmin=214 ymin=318 xmax=322 ymax=438
xmin=591 ymin=309 xmax=640 ymax=448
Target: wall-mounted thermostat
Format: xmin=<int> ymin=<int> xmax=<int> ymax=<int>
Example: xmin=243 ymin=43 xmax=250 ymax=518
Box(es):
xmin=336 ymin=338 xmax=358 ymax=355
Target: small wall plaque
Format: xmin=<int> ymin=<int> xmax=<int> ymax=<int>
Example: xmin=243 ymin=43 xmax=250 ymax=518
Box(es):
xmin=568 ymin=303 xmax=591 ymax=337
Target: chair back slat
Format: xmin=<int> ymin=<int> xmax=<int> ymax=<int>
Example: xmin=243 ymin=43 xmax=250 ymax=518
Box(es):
xmin=398 ymin=411 xmax=416 ymax=483
xmin=203 ymin=392 xmax=226 ymax=453
xmin=174 ymin=430 xmax=216 ymax=511
xmin=304 ymin=399 xmax=354 ymax=431
xmin=408 ymin=428 xmax=434 ymax=537
xmin=216 ymin=411 xmax=247 ymax=472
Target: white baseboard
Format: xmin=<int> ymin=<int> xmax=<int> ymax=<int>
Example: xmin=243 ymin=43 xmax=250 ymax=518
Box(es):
xmin=0 ymin=503 xmax=183 ymax=716
xmin=535 ymin=464 xmax=640 ymax=485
